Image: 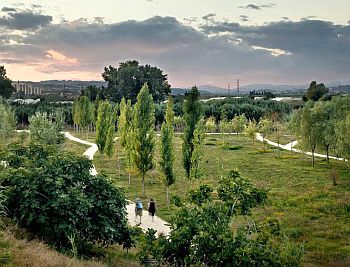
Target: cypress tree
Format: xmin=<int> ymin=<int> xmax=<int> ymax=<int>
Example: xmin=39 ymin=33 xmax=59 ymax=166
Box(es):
xmin=182 ymin=86 xmax=201 ymax=179
xmin=96 ymin=101 xmax=114 ymax=162
xmin=131 ymin=84 xmax=155 ymax=196
xmin=118 ymin=98 xmax=133 ymax=185
xmin=189 ymin=118 xmax=205 ymax=180
xmin=160 ymin=95 xmax=175 ymax=207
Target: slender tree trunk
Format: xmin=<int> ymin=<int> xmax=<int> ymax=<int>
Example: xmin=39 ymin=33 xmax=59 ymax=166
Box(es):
xmin=166 ymin=186 xmax=170 ymax=208
xmin=128 ymin=172 xmax=131 ymax=187
xmin=326 ymin=145 xmax=329 ymax=164
xmin=312 ymin=149 xmax=315 ymax=167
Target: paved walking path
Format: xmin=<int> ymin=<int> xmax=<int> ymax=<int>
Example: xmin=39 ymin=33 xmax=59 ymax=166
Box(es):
xmin=255 ymin=133 xmax=347 ymax=162
xmin=63 ymin=132 xmax=170 ymax=236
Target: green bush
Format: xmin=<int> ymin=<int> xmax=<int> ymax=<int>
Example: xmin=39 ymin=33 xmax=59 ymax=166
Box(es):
xmin=138 ymin=170 xmax=303 ymax=266
xmin=0 ymin=143 xmax=131 ymax=249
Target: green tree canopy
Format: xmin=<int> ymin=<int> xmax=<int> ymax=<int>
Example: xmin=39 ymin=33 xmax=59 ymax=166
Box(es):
xmin=102 ymin=60 xmax=171 ymax=103
xmin=29 ymin=111 xmax=65 ymax=145
xmin=96 ymin=100 xmax=116 ymax=159
xmin=304 ymin=81 xmax=329 ymax=101
xmin=0 ymin=143 xmax=131 ymax=248
xmin=139 ymin=170 xmax=302 ymax=266
xmin=0 ymin=66 xmax=15 ymax=98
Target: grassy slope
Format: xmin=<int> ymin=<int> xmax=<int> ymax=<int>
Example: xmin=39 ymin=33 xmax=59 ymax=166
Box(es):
xmin=85 ymin=131 xmax=350 ymax=267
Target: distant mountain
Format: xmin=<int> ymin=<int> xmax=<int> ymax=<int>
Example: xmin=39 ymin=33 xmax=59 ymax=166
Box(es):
xmin=171 ymin=87 xmax=213 ymax=96
xmin=330 ymin=85 xmax=350 ymax=93
xmin=16 ymin=80 xmax=350 ymax=95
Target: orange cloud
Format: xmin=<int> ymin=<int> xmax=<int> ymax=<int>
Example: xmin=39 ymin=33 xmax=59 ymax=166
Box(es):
xmin=45 ymin=49 xmax=78 ymax=64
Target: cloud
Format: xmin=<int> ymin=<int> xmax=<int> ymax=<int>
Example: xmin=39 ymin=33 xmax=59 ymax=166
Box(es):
xmin=202 ymin=13 xmax=216 ymax=21
xmin=45 ymin=50 xmax=78 ymax=65
xmin=239 ymin=4 xmax=275 ymax=10
xmin=2 ymin=12 xmax=350 ymax=85
xmin=202 ymin=19 xmax=350 ymax=75
xmin=1 ymin=7 xmax=17 ymax=12
xmin=239 ymin=15 xmax=249 ymax=22
xmin=0 ymin=9 xmax=52 ymax=30
xmin=183 ymin=17 xmax=197 ymax=24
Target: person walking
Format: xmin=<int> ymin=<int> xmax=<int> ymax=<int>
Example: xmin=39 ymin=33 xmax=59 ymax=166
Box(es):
xmin=148 ymin=198 xmax=157 ymax=222
xmin=135 ymin=198 xmax=143 ymax=225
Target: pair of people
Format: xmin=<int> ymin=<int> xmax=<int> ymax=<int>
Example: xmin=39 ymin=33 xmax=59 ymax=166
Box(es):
xmin=134 ymin=198 xmax=157 ymax=224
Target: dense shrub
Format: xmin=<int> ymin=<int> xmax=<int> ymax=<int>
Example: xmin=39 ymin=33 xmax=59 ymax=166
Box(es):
xmin=138 ymin=170 xmax=303 ymax=266
xmin=0 ymin=143 xmax=131 ymax=249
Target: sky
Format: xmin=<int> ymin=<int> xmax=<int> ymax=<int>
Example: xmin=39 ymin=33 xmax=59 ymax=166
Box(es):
xmin=0 ymin=0 xmax=349 ymax=87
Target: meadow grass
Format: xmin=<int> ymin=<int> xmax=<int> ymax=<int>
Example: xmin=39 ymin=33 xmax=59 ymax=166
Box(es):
xmin=84 ymin=132 xmax=350 ymax=267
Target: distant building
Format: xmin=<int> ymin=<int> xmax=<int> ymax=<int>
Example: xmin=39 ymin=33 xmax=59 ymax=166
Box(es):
xmin=13 ymin=81 xmax=42 ymax=95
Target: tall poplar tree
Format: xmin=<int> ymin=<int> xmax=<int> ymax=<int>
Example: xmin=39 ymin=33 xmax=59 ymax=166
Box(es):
xmin=182 ymin=86 xmax=201 ymax=179
xmin=300 ymin=102 xmax=319 ymax=166
xmin=105 ymin=104 xmax=118 ymax=158
xmin=78 ymin=96 xmax=93 ymax=138
xmin=244 ymin=120 xmax=257 ymax=148
xmin=96 ymin=101 xmax=114 ymax=162
xmin=118 ymin=98 xmax=133 ymax=185
xmin=160 ymin=95 xmax=175 ymax=207
xmin=131 ymin=84 xmax=155 ymax=196
xmin=72 ymin=99 xmax=81 ymax=132
xmin=189 ymin=118 xmax=205 ymax=180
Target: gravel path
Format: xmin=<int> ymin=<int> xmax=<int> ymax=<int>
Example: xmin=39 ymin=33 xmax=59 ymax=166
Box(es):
xmin=63 ymin=132 xmax=170 ymax=236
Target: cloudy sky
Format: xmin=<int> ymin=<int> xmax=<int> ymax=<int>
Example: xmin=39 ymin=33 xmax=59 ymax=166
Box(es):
xmin=0 ymin=0 xmax=349 ymax=87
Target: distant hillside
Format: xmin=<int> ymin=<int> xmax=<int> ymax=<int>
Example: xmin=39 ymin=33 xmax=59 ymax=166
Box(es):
xmin=171 ymin=87 xmax=214 ymax=96
xmin=330 ymin=85 xmax=350 ymax=93
xmin=22 ymin=80 xmax=107 ymax=91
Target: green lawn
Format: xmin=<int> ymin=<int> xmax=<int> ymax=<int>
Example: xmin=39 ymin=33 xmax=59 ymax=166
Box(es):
xmin=3 ymin=130 xmax=349 ymax=266
xmin=82 ymin=132 xmax=350 ymax=267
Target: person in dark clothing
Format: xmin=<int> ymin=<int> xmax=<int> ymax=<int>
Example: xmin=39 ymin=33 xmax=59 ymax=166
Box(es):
xmin=148 ymin=198 xmax=157 ymax=222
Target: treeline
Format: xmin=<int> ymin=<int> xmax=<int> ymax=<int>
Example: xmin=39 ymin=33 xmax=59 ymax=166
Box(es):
xmin=290 ymin=95 xmax=350 ymax=165
xmin=10 ymin=100 xmax=73 ymax=126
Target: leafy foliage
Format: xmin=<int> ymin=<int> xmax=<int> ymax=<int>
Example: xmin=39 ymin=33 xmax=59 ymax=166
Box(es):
xmin=0 ymin=66 xmax=15 ymax=98
xmin=182 ymin=86 xmax=202 ymax=179
xmin=138 ymin=171 xmax=302 ymax=266
xmin=0 ymin=103 xmax=16 ymax=138
xmin=131 ymin=84 xmax=156 ymax=196
xmin=160 ymin=96 xmax=175 ymax=206
xmin=96 ymin=100 xmax=116 ymax=158
xmin=304 ymin=81 xmax=329 ymax=101
xmin=29 ymin=111 xmax=65 ymax=145
xmin=290 ymin=95 xmax=350 ymax=164
xmin=244 ymin=120 xmax=257 ymax=147
xmin=102 ymin=60 xmax=171 ymax=103
xmin=189 ymin=118 xmax=205 ymax=180
xmin=0 ymin=143 xmax=131 ymax=249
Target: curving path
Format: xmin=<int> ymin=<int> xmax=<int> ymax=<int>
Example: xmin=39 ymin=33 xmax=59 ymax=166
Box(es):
xmin=255 ymin=133 xmax=348 ymax=162
xmin=63 ymin=132 xmax=170 ymax=236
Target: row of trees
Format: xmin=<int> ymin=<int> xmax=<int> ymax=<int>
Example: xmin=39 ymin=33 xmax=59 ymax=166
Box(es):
xmin=94 ymin=85 xmax=206 ymax=198
xmin=290 ymin=95 xmax=350 ymax=166
xmin=117 ymin=91 xmax=176 ymax=201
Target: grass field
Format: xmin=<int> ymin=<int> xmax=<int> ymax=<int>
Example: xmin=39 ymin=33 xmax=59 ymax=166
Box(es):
xmin=1 ymin=130 xmax=349 ymax=266
xmin=71 ymin=131 xmax=350 ymax=267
